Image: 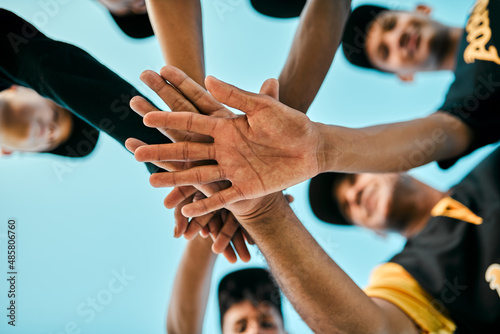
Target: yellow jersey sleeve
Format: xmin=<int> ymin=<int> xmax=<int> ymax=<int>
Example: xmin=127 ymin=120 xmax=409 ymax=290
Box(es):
xmin=364 ymin=262 xmax=456 ymax=334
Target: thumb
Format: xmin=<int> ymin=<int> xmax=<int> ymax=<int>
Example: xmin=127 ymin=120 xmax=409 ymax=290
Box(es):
xmin=259 ymin=78 xmax=279 ymax=100
xmin=205 ymin=76 xmax=260 ymax=115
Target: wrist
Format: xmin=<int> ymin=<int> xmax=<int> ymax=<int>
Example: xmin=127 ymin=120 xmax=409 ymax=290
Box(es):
xmin=314 ymin=122 xmax=337 ymax=174
xmin=233 ymin=193 xmax=289 ymax=227
xmin=313 ymin=122 xmax=356 ymax=174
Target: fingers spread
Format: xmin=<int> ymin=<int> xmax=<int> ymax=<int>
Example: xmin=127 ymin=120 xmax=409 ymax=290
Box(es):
xmin=160 ymin=66 xmax=232 ymax=117
xmin=212 ymin=213 xmax=239 ymax=254
xmin=205 ymin=76 xmax=260 ymax=115
xmin=164 ymin=186 xmax=198 ymax=209
xmin=231 ymin=230 xmax=251 ymax=263
xmin=149 ymin=165 xmax=226 ymax=189
xmin=184 ymin=211 xmax=216 ymax=240
xmin=140 ymin=69 xmax=198 ymax=113
xmin=126 ymin=138 xmax=183 ymax=171
xmin=259 ymin=78 xmax=280 ymax=100
xmin=130 ymin=95 xmax=160 ymax=118
xmin=221 ymin=241 xmax=237 ymax=263
xmin=181 ymin=186 xmax=243 ymax=218
xmin=174 ymin=195 xmax=193 ymax=238
xmin=125 ymin=137 xmax=147 ymax=153
xmin=135 ymin=142 xmax=215 ymax=162
xmin=126 ymin=138 xmax=187 ymax=171
xmin=143 ymin=111 xmax=219 ymax=137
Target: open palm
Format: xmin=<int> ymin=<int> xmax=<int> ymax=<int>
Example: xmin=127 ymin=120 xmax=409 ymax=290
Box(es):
xmin=135 ymin=75 xmax=322 ymax=217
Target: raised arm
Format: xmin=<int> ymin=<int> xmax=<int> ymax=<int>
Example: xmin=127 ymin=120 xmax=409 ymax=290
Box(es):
xmin=166 ymin=235 xmax=217 ymax=334
xmin=278 ymin=0 xmax=351 ymax=112
xmin=231 ymin=193 xmax=419 ymax=334
xmin=134 ymin=72 xmax=472 ymax=217
xmin=146 ymin=0 xmax=205 ymax=85
xmin=315 ymin=110 xmax=472 ymax=173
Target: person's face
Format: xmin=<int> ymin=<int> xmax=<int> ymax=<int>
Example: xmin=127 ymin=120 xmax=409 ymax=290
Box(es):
xmin=0 ymin=86 xmax=71 ymax=153
xmin=334 ymin=173 xmax=415 ymax=233
xmin=365 ymin=6 xmax=449 ymax=75
xmin=98 ymin=0 xmax=147 ymax=16
xmin=222 ymin=301 xmax=286 ymax=334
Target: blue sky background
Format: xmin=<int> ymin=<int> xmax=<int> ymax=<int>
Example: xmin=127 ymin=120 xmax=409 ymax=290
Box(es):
xmin=0 ymin=0 xmax=496 ymax=333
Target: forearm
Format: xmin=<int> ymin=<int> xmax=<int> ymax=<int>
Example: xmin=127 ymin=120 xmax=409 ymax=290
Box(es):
xmin=146 ymin=0 xmax=205 ymax=86
xmin=316 ymin=112 xmax=472 ymax=173
xmin=235 ymin=194 xmax=392 ymax=334
xmin=278 ymin=0 xmax=351 ymax=112
xmin=167 ymin=236 xmax=217 ymax=334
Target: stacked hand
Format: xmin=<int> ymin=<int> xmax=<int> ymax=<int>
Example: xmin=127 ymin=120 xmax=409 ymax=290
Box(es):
xmin=133 ymin=67 xmax=323 ymax=219
xmin=126 ymin=66 xmax=251 ymax=263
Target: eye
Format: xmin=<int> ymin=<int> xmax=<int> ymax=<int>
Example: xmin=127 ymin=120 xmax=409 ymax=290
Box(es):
xmin=260 ymin=317 xmax=277 ymax=329
xmin=383 ymin=17 xmax=396 ymax=31
xmin=234 ymin=320 xmax=247 ymax=333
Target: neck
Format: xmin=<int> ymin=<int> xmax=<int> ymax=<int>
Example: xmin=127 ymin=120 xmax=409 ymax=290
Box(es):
xmin=401 ymin=181 xmax=447 ymax=238
xmin=440 ymin=27 xmax=464 ymax=71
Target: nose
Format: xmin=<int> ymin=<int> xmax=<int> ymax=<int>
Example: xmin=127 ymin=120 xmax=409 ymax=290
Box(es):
xmin=344 ymin=186 xmax=361 ymax=212
xmin=244 ymin=320 xmax=260 ymax=334
xmin=383 ymin=30 xmax=401 ymax=57
xmin=382 ymin=24 xmax=408 ymax=61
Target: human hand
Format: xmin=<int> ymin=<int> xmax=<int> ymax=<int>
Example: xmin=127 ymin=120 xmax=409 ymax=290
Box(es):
xmin=126 ymin=66 xmax=249 ymax=262
xmin=135 ymin=74 xmax=323 ymax=218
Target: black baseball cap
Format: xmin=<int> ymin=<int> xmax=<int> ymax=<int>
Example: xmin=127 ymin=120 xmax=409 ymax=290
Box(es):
xmin=342 ymin=5 xmax=388 ymax=70
xmin=110 ymin=12 xmax=154 ymax=39
xmin=250 ymin=0 xmax=306 ymax=18
xmin=308 ymin=172 xmax=352 ymax=226
xmin=218 ymin=268 xmax=283 ymax=326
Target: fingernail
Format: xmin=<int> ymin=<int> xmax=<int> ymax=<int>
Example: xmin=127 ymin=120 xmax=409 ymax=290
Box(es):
xmin=173 ymin=226 xmax=178 ymax=238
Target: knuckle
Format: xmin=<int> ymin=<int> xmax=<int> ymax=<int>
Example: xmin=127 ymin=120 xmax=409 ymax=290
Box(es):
xmin=186 ymin=113 xmax=194 ymax=132
xmin=182 ymin=142 xmax=189 ymax=161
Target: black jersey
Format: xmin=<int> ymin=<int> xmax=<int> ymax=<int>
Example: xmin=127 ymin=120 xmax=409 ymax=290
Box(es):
xmin=392 ymin=146 xmax=500 ymax=333
xmin=439 ymin=0 xmax=500 ymax=169
xmin=0 ymin=10 xmax=168 ymax=172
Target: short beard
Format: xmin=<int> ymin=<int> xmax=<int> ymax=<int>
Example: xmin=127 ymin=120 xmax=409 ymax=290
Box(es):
xmin=429 ymin=27 xmax=452 ymax=68
xmin=385 ymin=175 xmax=418 ymax=233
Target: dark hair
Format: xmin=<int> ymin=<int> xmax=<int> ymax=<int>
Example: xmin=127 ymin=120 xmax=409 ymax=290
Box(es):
xmin=218 ymin=268 xmax=283 ymax=328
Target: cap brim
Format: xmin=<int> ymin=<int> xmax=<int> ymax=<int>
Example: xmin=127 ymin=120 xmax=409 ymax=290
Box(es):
xmin=110 ymin=12 xmax=154 ymax=39
xmin=250 ymin=0 xmax=306 ymax=18
xmin=308 ymin=173 xmax=352 ymax=226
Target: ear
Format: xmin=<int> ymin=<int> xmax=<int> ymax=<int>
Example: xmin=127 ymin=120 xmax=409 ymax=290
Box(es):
xmin=1 ymin=148 xmax=13 ymax=156
xmin=397 ymin=73 xmax=414 ymax=82
xmin=415 ymin=4 xmax=432 ymax=16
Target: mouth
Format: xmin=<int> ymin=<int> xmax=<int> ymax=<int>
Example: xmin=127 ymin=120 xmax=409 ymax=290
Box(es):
xmin=361 ymin=185 xmax=378 ymax=218
xmin=401 ymin=27 xmax=421 ymax=57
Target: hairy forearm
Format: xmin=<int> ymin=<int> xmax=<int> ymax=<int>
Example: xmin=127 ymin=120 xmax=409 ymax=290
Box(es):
xmin=278 ymin=0 xmax=351 ymax=112
xmin=316 ymin=112 xmax=472 ymax=173
xmin=166 ymin=236 xmax=217 ymax=334
xmin=235 ymin=194 xmax=391 ymax=334
xmin=146 ymin=0 xmax=205 ymax=86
